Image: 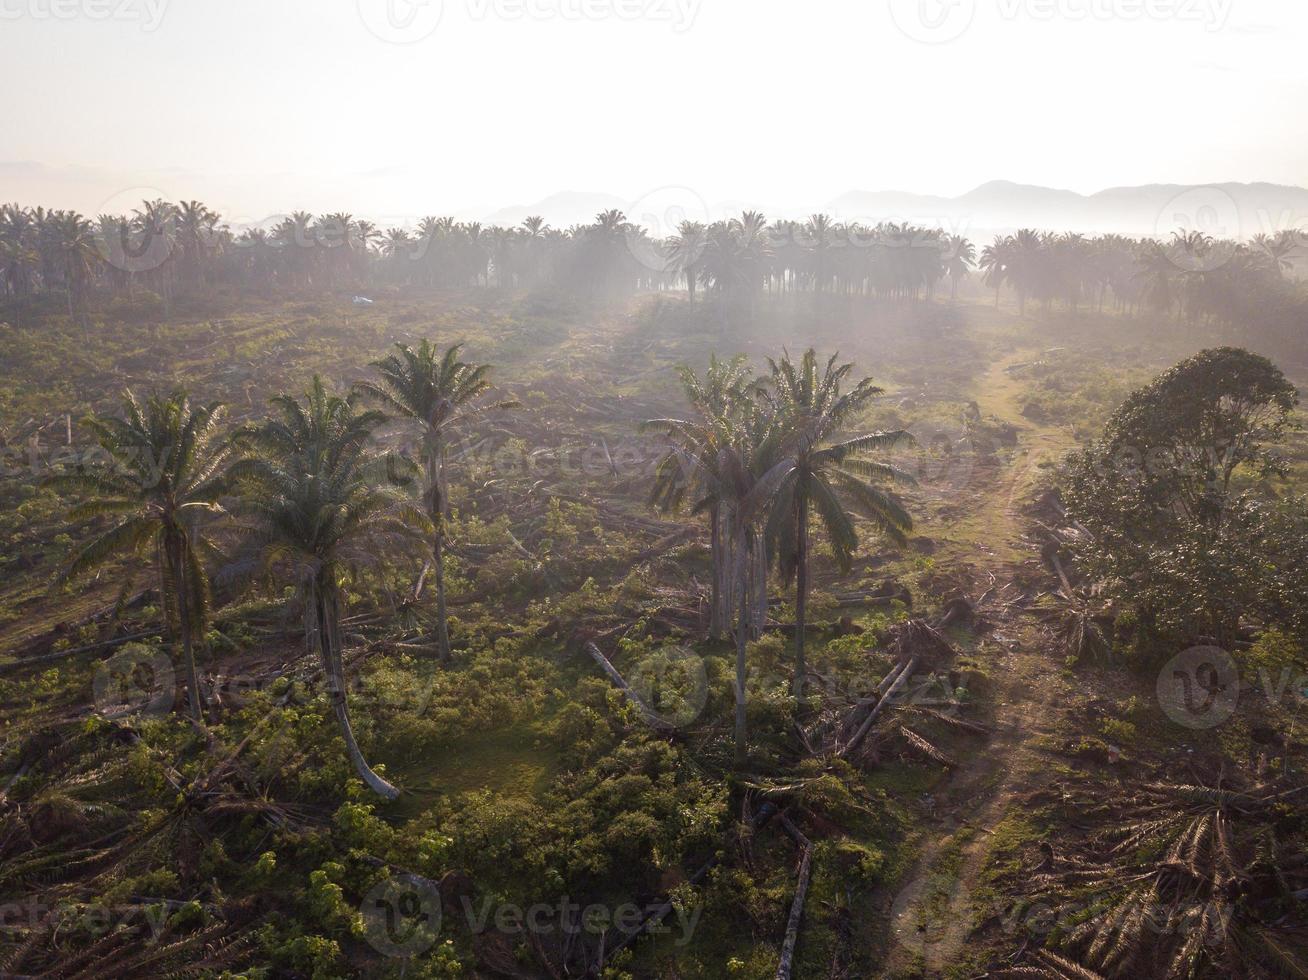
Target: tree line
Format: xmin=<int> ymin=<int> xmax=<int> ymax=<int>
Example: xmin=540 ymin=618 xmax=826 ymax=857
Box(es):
xmin=51 ymin=342 xmax=913 ymax=792
xmin=4 ymin=199 xmax=1305 ymax=353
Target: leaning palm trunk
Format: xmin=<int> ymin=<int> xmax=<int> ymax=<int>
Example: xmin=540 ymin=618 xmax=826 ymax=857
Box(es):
xmin=312 ymin=579 xmax=399 ymax=800
xmin=166 ymin=533 xmax=203 ymax=722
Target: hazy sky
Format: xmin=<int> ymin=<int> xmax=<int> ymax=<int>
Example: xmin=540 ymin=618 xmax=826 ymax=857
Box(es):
xmin=3 ymin=0 xmax=1307 ymax=221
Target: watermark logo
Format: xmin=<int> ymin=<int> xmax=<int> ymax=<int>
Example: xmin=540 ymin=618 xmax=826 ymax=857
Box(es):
xmin=885 ymin=419 xmax=977 ymax=496
xmin=889 ymin=0 xmax=977 ymax=45
xmin=1154 ymin=186 xmax=1241 ymax=272
xmin=624 ymin=185 xmax=712 ymax=273
xmin=92 ymin=643 xmax=175 ymax=718
xmin=362 ymin=877 xmax=443 ymax=957
xmin=93 ymin=186 xmax=177 ymax=275
xmin=1156 ymin=645 xmax=1239 ymax=730
xmin=357 ymin=0 xmax=445 ymax=43
xmin=627 ymin=644 xmax=709 ymax=728
xmin=0 ymin=0 xmax=169 ymax=31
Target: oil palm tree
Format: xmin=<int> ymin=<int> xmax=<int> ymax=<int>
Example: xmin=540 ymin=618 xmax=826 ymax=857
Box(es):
xmin=942 ymin=234 xmax=975 ymax=301
xmin=664 ymin=220 xmax=707 ymax=306
xmin=644 ymin=355 xmax=756 ymax=639
xmin=764 ymin=350 xmax=914 ymax=698
xmin=230 ymin=377 xmax=425 ymax=799
xmin=979 ymin=235 xmax=1009 ymax=307
xmin=52 ymin=391 xmax=231 ymax=722
xmin=354 ymin=341 xmax=514 ymax=661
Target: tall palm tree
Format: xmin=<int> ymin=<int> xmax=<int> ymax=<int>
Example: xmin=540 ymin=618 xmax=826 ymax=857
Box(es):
xmin=51 ymin=211 xmax=99 ymax=320
xmin=230 ymin=377 xmax=424 ymax=800
xmin=644 ymin=355 xmax=756 ymax=639
xmin=354 ymin=342 xmax=513 ymax=661
xmin=664 ymin=220 xmax=707 ymax=306
xmin=942 ymin=234 xmax=975 ymax=302
xmin=52 ymin=391 xmax=231 ymax=722
xmin=978 ymin=235 xmax=1009 ymax=307
xmin=714 ymin=413 xmax=794 ymax=766
xmin=764 ymin=351 xmax=914 ymax=697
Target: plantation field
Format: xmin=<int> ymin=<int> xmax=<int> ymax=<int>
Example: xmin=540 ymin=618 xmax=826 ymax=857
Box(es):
xmin=1 ymin=289 xmax=1305 ymax=978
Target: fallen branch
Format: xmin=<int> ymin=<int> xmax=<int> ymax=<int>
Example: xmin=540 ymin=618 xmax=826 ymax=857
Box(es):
xmin=839 ymin=656 xmax=919 ymax=759
xmin=775 ymin=816 xmax=814 ymax=980
xmin=583 ymin=642 xmax=674 ymax=734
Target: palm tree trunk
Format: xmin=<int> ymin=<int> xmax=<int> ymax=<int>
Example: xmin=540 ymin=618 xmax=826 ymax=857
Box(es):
xmin=708 ymin=503 xmax=722 ymax=639
xmin=167 ymin=536 xmax=203 ymax=723
xmin=428 ymin=449 xmax=451 ymax=661
xmin=316 ymin=585 xmax=399 ymax=800
xmin=793 ymin=495 xmax=808 ymax=700
xmin=433 ymin=527 xmax=450 ymax=661
xmin=750 ymin=537 xmax=768 ymax=637
xmin=733 ymin=529 xmax=750 ymax=768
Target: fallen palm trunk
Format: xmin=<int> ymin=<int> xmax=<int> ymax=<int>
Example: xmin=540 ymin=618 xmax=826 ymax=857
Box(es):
xmin=775 ymin=816 xmax=814 ymax=980
xmin=839 ymin=655 xmax=919 ymax=758
xmin=583 ymin=642 xmax=675 ymax=733
xmin=0 ymin=628 xmax=161 ymax=675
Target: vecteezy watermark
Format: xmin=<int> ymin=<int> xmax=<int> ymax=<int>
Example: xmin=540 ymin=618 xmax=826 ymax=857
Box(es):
xmin=92 ymin=643 xmax=175 ymax=719
xmin=361 ymin=884 xmax=703 ymax=957
xmin=0 ymin=0 xmax=168 ymax=30
xmin=624 ymin=185 xmax=713 ymax=274
xmin=1154 ymin=185 xmax=1241 ymax=272
xmin=890 ymin=0 xmax=1233 ymax=45
xmin=358 ymin=0 xmax=700 ymax=43
xmin=362 ymin=877 xmax=443 ymax=957
xmin=995 ymin=0 xmax=1232 ymax=30
xmin=1156 ymin=645 xmax=1239 ymax=730
xmin=888 ymin=0 xmax=977 ymax=45
xmin=467 ymin=0 xmax=701 ymax=30
xmin=625 ymin=644 xmax=709 ymax=728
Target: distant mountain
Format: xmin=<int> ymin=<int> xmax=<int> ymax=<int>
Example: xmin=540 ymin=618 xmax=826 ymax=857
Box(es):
xmin=824 ymin=180 xmax=1308 ymax=240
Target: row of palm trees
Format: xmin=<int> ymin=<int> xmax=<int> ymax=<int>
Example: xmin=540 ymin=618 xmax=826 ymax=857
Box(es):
xmin=5 ymin=198 xmax=1303 ymax=327
xmin=978 ymin=227 xmax=1301 ymax=317
xmin=54 ymin=343 xmax=508 ymax=800
xmin=646 ymin=350 xmax=914 ymax=764
xmin=54 ymin=339 xmax=914 ymax=787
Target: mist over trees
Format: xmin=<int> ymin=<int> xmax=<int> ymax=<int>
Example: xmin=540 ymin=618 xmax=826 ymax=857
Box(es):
xmin=3 ymin=201 xmax=1306 ymax=358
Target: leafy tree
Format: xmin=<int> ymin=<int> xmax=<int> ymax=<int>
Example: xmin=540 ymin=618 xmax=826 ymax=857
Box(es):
xmin=52 ymin=390 xmax=231 ymax=721
xmin=1064 ymin=348 xmax=1299 ymax=647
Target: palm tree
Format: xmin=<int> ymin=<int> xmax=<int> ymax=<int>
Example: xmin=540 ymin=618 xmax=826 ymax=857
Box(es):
xmin=52 ymin=391 xmax=231 ymax=722
xmin=942 ymin=234 xmax=975 ymax=302
xmin=711 ymin=411 xmax=794 ymax=765
xmin=355 ymin=342 xmax=513 ymax=661
xmin=978 ymin=236 xmax=1009 ymax=307
xmin=664 ymin=220 xmax=708 ymax=306
xmin=644 ymin=355 xmax=756 ymax=639
xmin=764 ymin=350 xmax=914 ymax=698
xmin=51 ymin=211 xmax=99 ymax=321
xmin=230 ymin=377 xmax=424 ymax=800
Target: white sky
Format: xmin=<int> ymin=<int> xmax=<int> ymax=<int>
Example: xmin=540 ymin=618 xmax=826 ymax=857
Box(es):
xmin=3 ymin=0 xmax=1307 ymax=221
